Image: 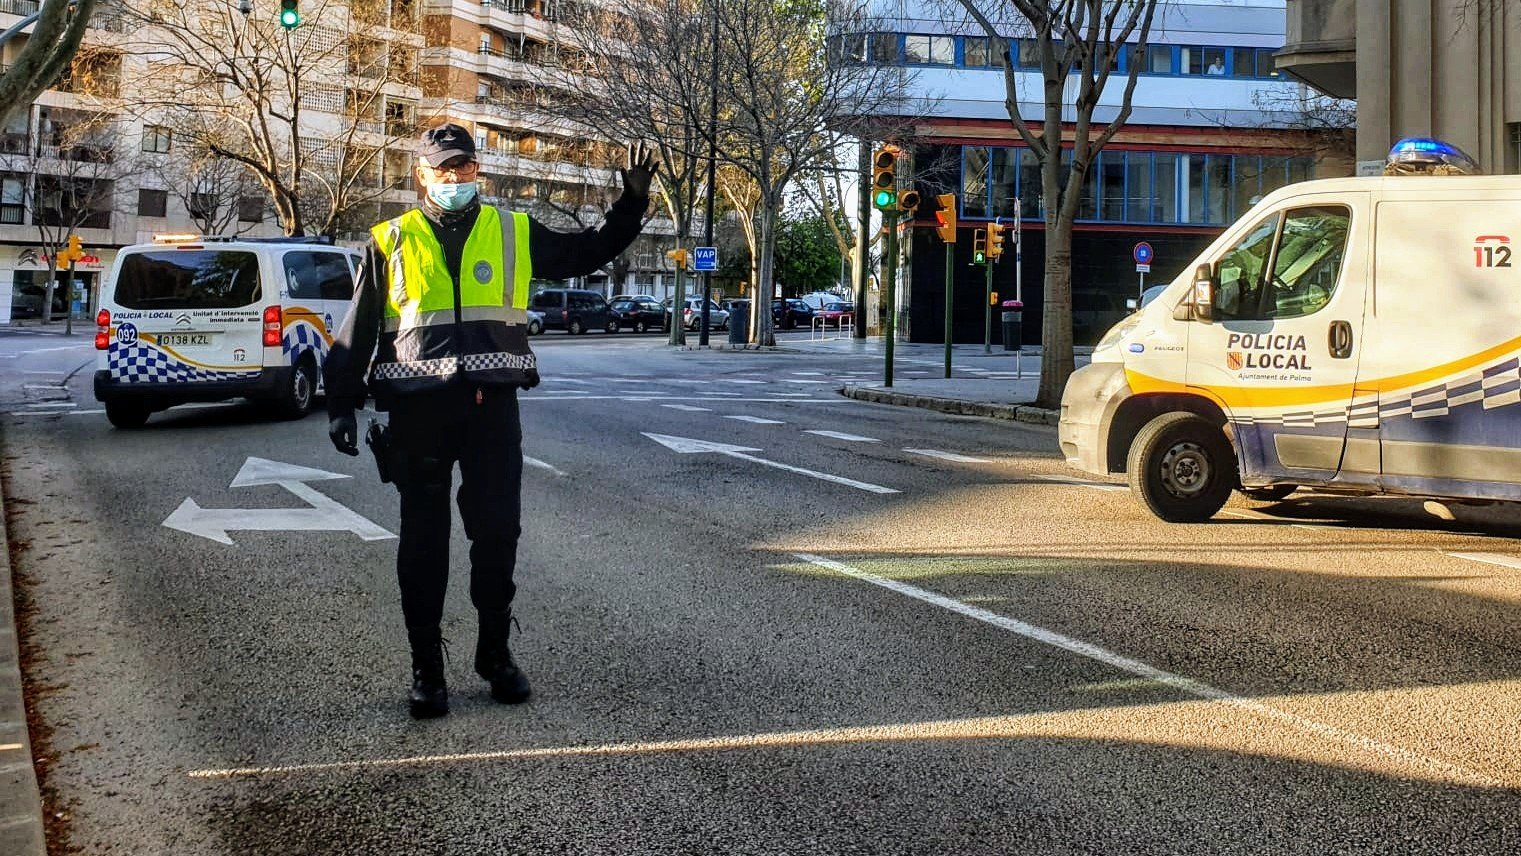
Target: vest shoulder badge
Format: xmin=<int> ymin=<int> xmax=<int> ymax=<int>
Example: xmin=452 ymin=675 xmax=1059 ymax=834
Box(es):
xmin=473 ymin=260 xmax=493 ymax=284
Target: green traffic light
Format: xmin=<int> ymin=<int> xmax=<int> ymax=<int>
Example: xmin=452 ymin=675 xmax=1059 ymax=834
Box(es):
xmin=873 ymin=189 xmax=895 ymax=208
xmin=280 ymin=8 xmax=299 ymax=27
xmin=974 ymin=252 xmax=986 ymax=264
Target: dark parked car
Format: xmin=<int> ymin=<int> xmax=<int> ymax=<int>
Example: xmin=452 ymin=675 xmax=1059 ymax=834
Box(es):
xmin=772 ymin=298 xmax=815 ymax=329
xmin=530 ymin=288 xmax=618 ymax=334
xmin=610 ymin=295 xmax=666 ymax=333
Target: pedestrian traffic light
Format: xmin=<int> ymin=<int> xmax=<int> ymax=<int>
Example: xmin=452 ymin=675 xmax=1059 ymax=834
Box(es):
xmin=990 ymin=291 xmax=998 ymax=305
xmin=279 ymin=0 xmax=300 ymax=29
xmin=57 ymin=234 xmax=84 ymax=266
xmin=933 ymin=193 xmax=956 ymax=242
xmin=871 ymin=144 xmax=900 ymax=210
xmin=972 ymin=228 xmax=987 ymax=265
xmin=897 ymin=189 xmax=920 ymax=214
xmin=987 ymin=222 xmax=1006 ymax=260
xmin=665 ymin=248 xmax=688 ymax=269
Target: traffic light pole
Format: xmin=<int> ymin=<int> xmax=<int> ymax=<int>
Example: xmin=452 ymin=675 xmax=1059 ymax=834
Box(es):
xmin=883 ymin=211 xmax=898 ymax=388
xmin=984 ymin=258 xmax=994 ymax=354
xmin=668 ymin=263 xmax=686 ymax=346
xmin=943 ymin=241 xmax=954 ymax=378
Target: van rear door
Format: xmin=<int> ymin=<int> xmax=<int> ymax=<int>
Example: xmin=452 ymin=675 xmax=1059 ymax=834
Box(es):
xmin=103 ymin=248 xmax=264 ymax=381
xmin=1186 ymin=193 xmax=1370 ymax=485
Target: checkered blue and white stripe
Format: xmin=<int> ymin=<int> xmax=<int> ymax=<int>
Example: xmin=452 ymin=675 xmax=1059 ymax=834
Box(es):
xmin=282 ymin=321 xmax=328 ymax=363
xmin=107 ymin=344 xmax=256 ymax=384
xmin=372 ymin=351 xmax=537 ymax=380
xmin=1231 ymin=355 xmax=1521 ymax=429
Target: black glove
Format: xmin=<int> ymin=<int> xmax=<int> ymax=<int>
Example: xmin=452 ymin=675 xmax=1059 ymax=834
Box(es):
xmin=620 ymin=141 xmax=660 ymax=199
xmin=329 ymin=412 xmax=359 ymax=456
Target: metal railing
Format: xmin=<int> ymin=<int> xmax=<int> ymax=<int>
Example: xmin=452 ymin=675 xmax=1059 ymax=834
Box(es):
xmin=0 ymin=0 xmax=40 ymax=16
xmin=811 ymin=313 xmax=855 ymax=340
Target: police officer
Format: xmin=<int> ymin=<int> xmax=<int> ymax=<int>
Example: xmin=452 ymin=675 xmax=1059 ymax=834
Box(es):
xmin=324 ymin=124 xmax=656 ymax=718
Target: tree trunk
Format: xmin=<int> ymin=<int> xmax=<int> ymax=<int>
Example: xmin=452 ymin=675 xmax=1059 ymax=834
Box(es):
xmin=41 ymin=261 xmax=57 ymax=324
xmin=1038 ymin=217 xmax=1075 ymax=409
xmin=751 ymin=202 xmax=777 ymax=346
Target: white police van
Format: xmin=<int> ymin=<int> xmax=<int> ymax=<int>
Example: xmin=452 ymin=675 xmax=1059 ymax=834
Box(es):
xmin=1060 ymin=139 xmax=1521 ymax=521
xmin=93 ymin=234 xmax=360 ymax=428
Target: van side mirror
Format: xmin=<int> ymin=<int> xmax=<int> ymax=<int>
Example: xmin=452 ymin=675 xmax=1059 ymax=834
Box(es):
xmin=1191 ymin=263 xmax=1216 ymax=323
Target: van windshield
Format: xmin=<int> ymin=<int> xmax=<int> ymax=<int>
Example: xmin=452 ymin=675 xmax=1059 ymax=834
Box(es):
xmin=112 ymin=250 xmax=261 ymax=310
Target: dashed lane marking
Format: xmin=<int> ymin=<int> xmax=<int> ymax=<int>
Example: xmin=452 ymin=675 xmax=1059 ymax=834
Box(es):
xmin=805 ymin=430 xmax=879 ymax=443
xmin=523 ymin=456 xmax=568 ymax=477
xmin=661 ymin=404 xmax=712 ymax=412
xmin=1446 ymin=552 xmax=1521 ymax=571
xmin=792 ymin=552 xmax=1502 ymax=789
xmin=725 ymin=415 xmax=785 ymax=424
xmin=904 ymin=448 xmax=991 ymax=463
xmin=1035 ymin=474 xmax=1127 ymax=492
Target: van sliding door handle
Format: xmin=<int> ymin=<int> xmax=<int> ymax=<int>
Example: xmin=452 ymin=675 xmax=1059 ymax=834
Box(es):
xmin=1328 ymin=320 xmax=1353 ymax=359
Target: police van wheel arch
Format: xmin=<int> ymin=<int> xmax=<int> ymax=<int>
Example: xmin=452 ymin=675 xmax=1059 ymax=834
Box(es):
xmin=1127 ymin=412 xmax=1237 ymax=523
xmin=1106 ymin=393 xmax=1231 ymax=476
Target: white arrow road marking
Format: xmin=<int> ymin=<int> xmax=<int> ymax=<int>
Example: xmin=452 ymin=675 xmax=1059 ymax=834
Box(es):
xmin=524 ymin=456 xmax=567 ymax=477
xmin=725 ymin=415 xmax=785 ymax=424
xmin=904 ymin=448 xmax=991 ymax=463
xmin=661 ymin=404 xmax=711 ymax=412
xmin=1446 ymin=552 xmax=1521 ymax=570
xmin=804 ymin=430 xmax=879 ymax=443
xmin=163 ymin=457 xmax=394 ymax=546
xmin=643 ymin=433 xmax=898 ymax=494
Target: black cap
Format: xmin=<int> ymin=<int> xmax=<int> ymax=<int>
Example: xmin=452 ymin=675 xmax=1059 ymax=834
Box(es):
xmin=418 ymin=123 xmax=476 ymax=167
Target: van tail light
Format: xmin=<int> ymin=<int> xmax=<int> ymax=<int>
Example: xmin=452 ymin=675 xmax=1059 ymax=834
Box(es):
xmin=95 ymin=308 xmax=111 ymax=350
xmin=263 ymin=305 xmax=282 ymax=347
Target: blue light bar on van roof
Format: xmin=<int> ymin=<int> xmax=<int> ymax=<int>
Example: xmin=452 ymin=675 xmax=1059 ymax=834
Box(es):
xmin=1385 ymin=137 xmax=1481 ymax=175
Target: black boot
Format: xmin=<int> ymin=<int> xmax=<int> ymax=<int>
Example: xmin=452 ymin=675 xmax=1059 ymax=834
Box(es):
xmin=407 ymin=626 xmax=449 ymax=719
xmin=475 ymin=608 xmax=531 ymax=704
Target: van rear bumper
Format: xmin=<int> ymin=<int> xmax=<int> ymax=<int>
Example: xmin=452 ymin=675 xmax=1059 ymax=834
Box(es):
xmin=93 ymin=367 xmax=292 ymax=406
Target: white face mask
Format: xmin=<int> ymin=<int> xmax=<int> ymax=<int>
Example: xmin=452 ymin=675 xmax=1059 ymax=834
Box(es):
xmin=427 ymin=181 xmax=479 ymax=211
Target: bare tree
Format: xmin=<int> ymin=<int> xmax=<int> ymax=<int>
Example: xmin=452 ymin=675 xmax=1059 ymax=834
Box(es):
xmin=952 ymin=0 xmax=1159 ymax=408
xmin=0 ymin=0 xmax=97 ymax=128
xmin=144 ymin=142 xmax=265 ymax=236
xmin=121 ymin=0 xmax=428 ymax=237
xmin=1252 ymin=84 xmax=1356 ymax=170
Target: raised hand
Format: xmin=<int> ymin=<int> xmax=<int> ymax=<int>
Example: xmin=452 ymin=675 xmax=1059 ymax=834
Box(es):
xmin=620 ymin=141 xmax=661 ymax=198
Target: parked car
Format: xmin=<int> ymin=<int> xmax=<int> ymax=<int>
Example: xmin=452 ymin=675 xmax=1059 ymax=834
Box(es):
xmin=664 ymin=296 xmax=729 ymax=331
xmin=527 ymin=309 xmax=544 ymax=335
xmin=609 ymin=295 xmax=666 ymax=333
xmin=816 ymin=301 xmax=854 ymax=324
xmin=530 ymin=288 xmax=618 ymax=334
xmin=772 ymin=298 xmax=815 ymax=329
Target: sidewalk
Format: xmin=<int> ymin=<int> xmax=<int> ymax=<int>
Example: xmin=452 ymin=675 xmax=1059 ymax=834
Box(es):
xmin=785 ymin=335 xmax=1086 ymax=426
xmin=0 ymin=487 xmax=45 ymax=856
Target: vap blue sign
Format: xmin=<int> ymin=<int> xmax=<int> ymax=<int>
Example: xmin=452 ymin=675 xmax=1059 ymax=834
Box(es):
xmin=692 ymin=247 xmax=718 ymax=272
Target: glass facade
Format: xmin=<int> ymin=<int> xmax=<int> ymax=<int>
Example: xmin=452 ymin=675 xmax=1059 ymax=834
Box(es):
xmin=958 ymin=145 xmax=1317 ymax=226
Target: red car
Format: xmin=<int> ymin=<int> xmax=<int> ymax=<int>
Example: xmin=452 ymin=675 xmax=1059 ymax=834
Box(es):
xmin=816 ymin=301 xmax=854 ymax=324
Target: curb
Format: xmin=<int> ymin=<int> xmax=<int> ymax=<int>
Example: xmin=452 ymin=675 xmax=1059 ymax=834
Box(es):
xmin=0 ymin=475 xmax=45 ymax=856
xmin=840 ymin=385 xmax=1060 ymax=426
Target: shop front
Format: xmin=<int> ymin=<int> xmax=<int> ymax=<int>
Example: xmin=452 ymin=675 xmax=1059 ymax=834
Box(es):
xmin=0 ymin=244 xmax=111 ymax=324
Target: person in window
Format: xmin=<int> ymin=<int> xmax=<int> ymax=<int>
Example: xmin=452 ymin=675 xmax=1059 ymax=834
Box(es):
xmin=1206 ymin=57 xmax=1226 ymax=76
xmin=324 ymin=124 xmax=657 ymax=719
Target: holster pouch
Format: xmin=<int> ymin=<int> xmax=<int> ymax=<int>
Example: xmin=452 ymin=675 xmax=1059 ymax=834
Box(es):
xmin=365 ymin=419 xmax=393 ymax=484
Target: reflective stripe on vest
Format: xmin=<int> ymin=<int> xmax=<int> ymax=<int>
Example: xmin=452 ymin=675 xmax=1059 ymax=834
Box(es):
xmin=370 ymin=206 xmax=535 ymax=381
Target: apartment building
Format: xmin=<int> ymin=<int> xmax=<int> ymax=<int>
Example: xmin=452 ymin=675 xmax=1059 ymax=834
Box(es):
xmin=850 ymin=0 xmax=1344 ymax=345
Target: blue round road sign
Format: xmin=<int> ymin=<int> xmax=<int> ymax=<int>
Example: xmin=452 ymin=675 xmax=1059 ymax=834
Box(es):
xmin=1133 ymin=242 xmax=1154 ymax=265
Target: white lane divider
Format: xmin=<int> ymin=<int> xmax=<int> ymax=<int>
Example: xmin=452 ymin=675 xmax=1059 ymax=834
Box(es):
xmin=790 ymin=371 xmax=825 ymax=376
xmin=792 ymin=552 xmax=1501 ymax=788
xmin=723 ymin=379 xmax=767 ymax=385
xmin=1445 ymin=552 xmax=1521 ymax=570
xmin=904 ymin=448 xmax=991 ymax=463
xmin=1036 ymin=473 xmax=1127 ymax=492
xmin=804 ymin=430 xmax=879 ymax=443
xmin=644 ymin=433 xmax=898 ymax=494
xmin=725 ymin=415 xmax=785 ymax=424
xmin=661 ymin=404 xmax=712 ymax=412
xmin=523 ymin=456 xmax=567 ymax=477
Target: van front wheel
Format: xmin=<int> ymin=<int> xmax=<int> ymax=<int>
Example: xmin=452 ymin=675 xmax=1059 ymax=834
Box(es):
xmin=105 ymin=401 xmax=152 ymax=430
xmin=1127 ymin=412 xmax=1235 ymax=523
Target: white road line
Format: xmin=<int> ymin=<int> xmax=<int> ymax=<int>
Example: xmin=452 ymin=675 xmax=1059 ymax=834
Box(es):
xmin=1221 ymin=509 xmax=1323 ymax=530
xmin=804 ymin=430 xmax=879 ymax=443
xmin=723 ymin=379 xmax=768 ymax=385
xmin=790 ymin=371 xmax=825 ymax=376
xmin=1036 ymin=474 xmax=1127 ymax=492
xmin=523 ymin=456 xmax=567 ymax=477
xmin=16 ymin=345 xmax=85 ymax=356
xmin=22 ymin=370 xmax=66 ymax=375
xmin=662 ymin=379 xmax=713 ymax=385
xmin=21 ymin=383 xmax=64 ymax=390
xmin=22 ymin=402 xmax=75 ymax=410
xmin=66 ymin=409 xmax=105 ymax=415
xmin=725 ymin=415 xmax=785 ymax=424
xmin=661 ymin=404 xmax=712 ymax=412
xmin=904 ymin=448 xmax=991 ymax=463
xmin=792 ymin=552 xmax=1501 ymax=788
xmin=1446 ymin=552 xmax=1521 ymax=570
xmin=788 ymin=380 xmax=838 ymax=385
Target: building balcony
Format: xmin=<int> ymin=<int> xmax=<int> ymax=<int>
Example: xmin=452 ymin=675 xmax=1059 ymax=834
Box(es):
xmin=1277 ymin=0 xmax=1356 ymax=99
xmin=0 ymin=0 xmax=38 ymax=15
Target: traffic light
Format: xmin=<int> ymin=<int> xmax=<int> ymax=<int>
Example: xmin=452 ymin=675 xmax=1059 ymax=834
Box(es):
xmin=58 ymin=234 xmax=84 ymax=266
xmin=987 ymin=222 xmax=1006 ymax=260
xmin=990 ymin=291 xmax=999 ymax=305
xmin=665 ymin=248 xmax=688 ymax=269
xmin=871 ymin=144 xmax=900 ymax=210
xmin=972 ymin=228 xmax=987 ymax=265
xmin=933 ymin=194 xmax=956 ymax=243
xmin=279 ymin=0 xmax=300 ymax=29
xmin=897 ymin=189 xmax=920 ymax=214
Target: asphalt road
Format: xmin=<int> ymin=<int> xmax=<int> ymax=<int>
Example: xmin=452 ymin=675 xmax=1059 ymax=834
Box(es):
xmin=4 ymin=331 xmax=1521 ymax=854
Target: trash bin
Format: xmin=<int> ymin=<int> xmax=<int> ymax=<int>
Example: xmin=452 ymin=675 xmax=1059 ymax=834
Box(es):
xmin=1000 ymin=300 xmax=1023 ymax=351
xmin=728 ymin=307 xmax=748 ymax=344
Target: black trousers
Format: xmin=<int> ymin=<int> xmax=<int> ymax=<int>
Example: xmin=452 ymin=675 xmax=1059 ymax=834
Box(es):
xmin=388 ymin=385 xmax=523 ymax=630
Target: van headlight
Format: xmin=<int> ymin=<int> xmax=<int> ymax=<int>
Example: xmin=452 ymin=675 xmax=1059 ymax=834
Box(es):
xmin=1095 ymin=315 xmax=1141 ymax=353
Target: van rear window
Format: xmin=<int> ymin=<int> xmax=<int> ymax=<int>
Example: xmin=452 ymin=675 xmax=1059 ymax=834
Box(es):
xmin=112 ymin=250 xmax=261 ymax=310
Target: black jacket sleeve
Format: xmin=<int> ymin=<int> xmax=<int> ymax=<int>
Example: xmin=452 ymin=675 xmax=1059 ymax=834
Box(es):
xmin=527 ymin=190 xmax=649 ymax=281
xmin=324 ymin=236 xmax=386 ymax=419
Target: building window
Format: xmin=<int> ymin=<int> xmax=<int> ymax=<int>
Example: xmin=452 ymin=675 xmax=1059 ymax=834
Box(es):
xmin=870 ymin=33 xmax=901 ymax=65
xmin=1098 ymin=151 xmax=1126 ymax=221
xmin=963 ymin=36 xmax=995 ymax=68
xmin=1508 ymin=123 xmax=1521 ymax=174
xmin=1 ymin=175 xmax=23 ymax=224
xmin=188 ymin=192 xmax=215 ymax=221
xmin=142 ymin=125 xmax=171 ymax=154
xmin=991 ymin=147 xmax=1018 ymax=218
xmin=1182 ymin=46 xmax=1227 ymax=76
xmin=1229 ymin=47 xmax=1256 ymax=78
xmin=1138 ymin=44 xmax=1171 ymax=74
xmin=238 ymin=196 xmax=265 ymax=223
xmin=961 ymin=147 xmax=989 ymax=217
xmin=137 ymin=188 xmax=167 ymax=217
xmin=1255 ymin=48 xmax=1279 ymax=78
xmin=1016 ymin=38 xmax=1040 ymax=69
xmin=904 ymin=34 xmax=953 ymax=66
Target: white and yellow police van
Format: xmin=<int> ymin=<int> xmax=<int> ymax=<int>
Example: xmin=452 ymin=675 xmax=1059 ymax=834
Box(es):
xmin=93 ymin=234 xmax=359 ymax=429
xmin=1060 ymin=139 xmax=1521 ymax=521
